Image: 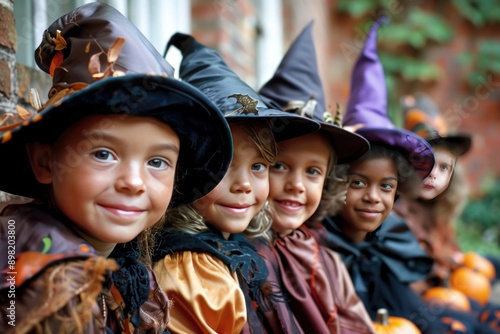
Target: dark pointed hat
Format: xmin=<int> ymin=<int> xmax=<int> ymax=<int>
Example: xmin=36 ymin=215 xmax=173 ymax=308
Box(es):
xmin=401 ymin=93 xmax=471 ymax=156
xmin=0 ymin=2 xmax=233 ymax=206
xmin=257 ymin=21 xmax=370 ymax=164
xmin=165 ymin=33 xmax=320 ymax=142
xmin=344 ymin=18 xmax=434 ymax=178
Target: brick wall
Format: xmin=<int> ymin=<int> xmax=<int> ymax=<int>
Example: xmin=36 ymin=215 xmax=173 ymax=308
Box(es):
xmin=0 ymin=0 xmax=17 ymax=202
xmin=191 ymin=0 xmax=257 ymax=87
xmin=0 ymin=0 xmax=17 ymax=120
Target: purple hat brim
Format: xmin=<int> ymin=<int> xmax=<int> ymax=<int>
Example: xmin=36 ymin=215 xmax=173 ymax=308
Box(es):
xmin=356 ymin=127 xmax=435 ymax=178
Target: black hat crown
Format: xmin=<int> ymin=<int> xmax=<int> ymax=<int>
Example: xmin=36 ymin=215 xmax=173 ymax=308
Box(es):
xmin=165 ymin=32 xmax=321 ymax=142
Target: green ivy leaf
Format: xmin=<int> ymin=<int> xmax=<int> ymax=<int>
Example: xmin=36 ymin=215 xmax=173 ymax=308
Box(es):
xmin=336 ymin=0 xmax=376 ymax=18
xmin=408 ymin=31 xmax=427 ymax=48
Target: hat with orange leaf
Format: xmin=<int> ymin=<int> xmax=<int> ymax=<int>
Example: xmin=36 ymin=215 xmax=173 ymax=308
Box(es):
xmin=0 ymin=2 xmax=233 ymax=206
xmin=402 ymin=93 xmax=471 ymax=156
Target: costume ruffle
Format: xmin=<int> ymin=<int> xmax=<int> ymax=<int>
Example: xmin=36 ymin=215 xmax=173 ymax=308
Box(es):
xmin=154 ymin=228 xmax=272 ymax=333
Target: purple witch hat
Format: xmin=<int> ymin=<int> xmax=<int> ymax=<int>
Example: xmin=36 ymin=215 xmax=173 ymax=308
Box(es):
xmin=165 ymin=33 xmax=320 ymax=142
xmin=258 ymin=21 xmax=370 ymax=164
xmin=344 ymin=17 xmax=434 ymax=178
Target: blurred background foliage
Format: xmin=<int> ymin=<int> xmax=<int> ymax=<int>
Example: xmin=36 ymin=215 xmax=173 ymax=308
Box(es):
xmin=458 ymin=179 xmax=500 ymax=255
xmin=335 ymin=0 xmax=500 ymax=254
xmin=336 ymin=0 xmax=500 ymax=125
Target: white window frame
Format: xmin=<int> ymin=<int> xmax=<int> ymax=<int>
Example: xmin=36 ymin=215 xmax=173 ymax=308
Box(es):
xmin=14 ymin=0 xmax=190 ymax=70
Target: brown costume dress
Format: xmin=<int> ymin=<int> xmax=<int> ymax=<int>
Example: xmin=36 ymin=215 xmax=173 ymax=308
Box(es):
xmin=0 ymin=203 xmax=169 ymax=333
xmin=253 ymin=225 xmax=375 ymax=334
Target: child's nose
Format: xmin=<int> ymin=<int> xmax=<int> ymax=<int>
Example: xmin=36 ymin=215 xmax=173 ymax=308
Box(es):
xmin=230 ymin=171 xmax=252 ymax=194
xmin=116 ymin=163 xmax=146 ymax=194
xmin=286 ymin=173 xmax=305 ymax=193
xmin=364 ymin=186 xmax=381 ymax=203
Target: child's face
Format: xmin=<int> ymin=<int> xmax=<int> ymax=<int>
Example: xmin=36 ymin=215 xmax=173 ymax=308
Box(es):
xmin=340 ymin=157 xmax=398 ymax=243
xmin=419 ymin=146 xmax=456 ymax=200
xmin=192 ymin=123 xmax=270 ymax=238
xmin=268 ymin=133 xmax=330 ymax=237
xmin=30 ymin=114 xmax=179 ymax=244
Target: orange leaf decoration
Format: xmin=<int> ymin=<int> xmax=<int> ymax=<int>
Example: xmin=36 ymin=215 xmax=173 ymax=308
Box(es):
xmin=11 ymin=251 xmax=66 ymax=286
xmin=88 ymin=51 xmax=103 ymax=76
xmin=49 ymin=51 xmax=64 ymax=78
xmin=0 ymin=106 xmax=34 ymax=132
xmin=88 ymin=37 xmax=126 ymax=81
xmin=16 ymin=105 xmax=32 ymax=120
xmin=107 ymin=37 xmax=125 ymax=63
xmin=51 ymin=29 xmax=67 ymax=51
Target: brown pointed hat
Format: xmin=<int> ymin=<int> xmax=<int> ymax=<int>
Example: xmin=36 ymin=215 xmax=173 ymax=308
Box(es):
xmin=257 ymin=21 xmax=370 ymax=164
xmin=0 ymin=2 xmax=233 ymax=207
xmin=402 ymin=93 xmax=472 ymax=156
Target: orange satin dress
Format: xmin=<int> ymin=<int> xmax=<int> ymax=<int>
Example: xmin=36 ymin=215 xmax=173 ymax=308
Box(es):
xmin=153 ymin=251 xmax=247 ymax=334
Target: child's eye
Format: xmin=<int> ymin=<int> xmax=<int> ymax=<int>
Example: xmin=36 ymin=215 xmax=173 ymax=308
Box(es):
xmin=306 ymin=167 xmax=321 ymax=176
xmin=349 ymin=179 xmax=365 ymax=188
xmin=439 ymin=164 xmax=450 ymax=172
xmin=381 ymin=183 xmax=396 ymax=191
xmin=272 ymin=162 xmax=286 ymax=171
xmin=148 ymin=158 xmax=170 ymax=169
xmin=252 ymin=162 xmax=267 ymax=172
xmin=92 ymin=150 xmax=114 ymax=161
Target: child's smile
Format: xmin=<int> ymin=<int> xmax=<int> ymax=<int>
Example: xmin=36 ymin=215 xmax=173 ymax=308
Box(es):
xmin=30 ymin=114 xmax=180 ymax=245
xmin=269 ymin=133 xmax=330 ymax=237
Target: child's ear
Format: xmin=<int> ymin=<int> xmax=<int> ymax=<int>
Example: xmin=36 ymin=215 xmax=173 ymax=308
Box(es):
xmin=26 ymin=143 xmax=54 ymax=184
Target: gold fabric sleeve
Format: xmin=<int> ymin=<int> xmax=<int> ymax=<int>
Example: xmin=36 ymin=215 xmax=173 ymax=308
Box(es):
xmin=153 ymin=251 xmax=247 ymax=334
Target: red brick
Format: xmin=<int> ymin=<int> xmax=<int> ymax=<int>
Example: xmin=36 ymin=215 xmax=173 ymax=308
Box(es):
xmin=0 ymin=5 xmax=16 ymax=51
xmin=0 ymin=60 xmax=11 ymax=97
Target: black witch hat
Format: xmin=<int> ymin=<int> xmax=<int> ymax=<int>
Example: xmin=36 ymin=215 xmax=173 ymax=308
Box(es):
xmin=402 ymin=93 xmax=471 ymax=156
xmin=258 ymin=21 xmax=370 ymax=164
xmin=165 ymin=33 xmax=321 ymax=142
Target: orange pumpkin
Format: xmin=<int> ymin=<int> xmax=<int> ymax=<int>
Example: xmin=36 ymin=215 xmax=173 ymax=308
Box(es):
xmin=449 ymin=266 xmax=491 ymax=306
xmin=462 ymin=252 xmax=496 ymax=280
xmin=372 ymin=308 xmax=421 ymax=334
xmin=422 ymin=286 xmax=471 ymax=312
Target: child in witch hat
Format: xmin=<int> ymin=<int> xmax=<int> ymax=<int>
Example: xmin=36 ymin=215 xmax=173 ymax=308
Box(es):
xmin=394 ymin=93 xmax=473 ymax=284
xmin=0 ymin=3 xmax=233 ymax=333
xmin=252 ymin=21 xmax=375 ymax=333
xmin=396 ymin=94 xmax=500 ymax=332
xmin=151 ymin=32 xmax=320 ymax=334
xmin=314 ymin=17 xmax=498 ymax=334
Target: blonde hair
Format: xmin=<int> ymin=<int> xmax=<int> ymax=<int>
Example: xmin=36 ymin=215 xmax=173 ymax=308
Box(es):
xmin=155 ymin=120 xmax=277 ymax=238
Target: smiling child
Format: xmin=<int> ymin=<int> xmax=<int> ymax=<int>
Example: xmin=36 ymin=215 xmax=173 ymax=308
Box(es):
xmin=151 ymin=33 xmax=320 ymax=333
xmin=0 ymin=3 xmax=232 ymax=332
xmin=252 ymin=21 xmax=375 ymax=333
